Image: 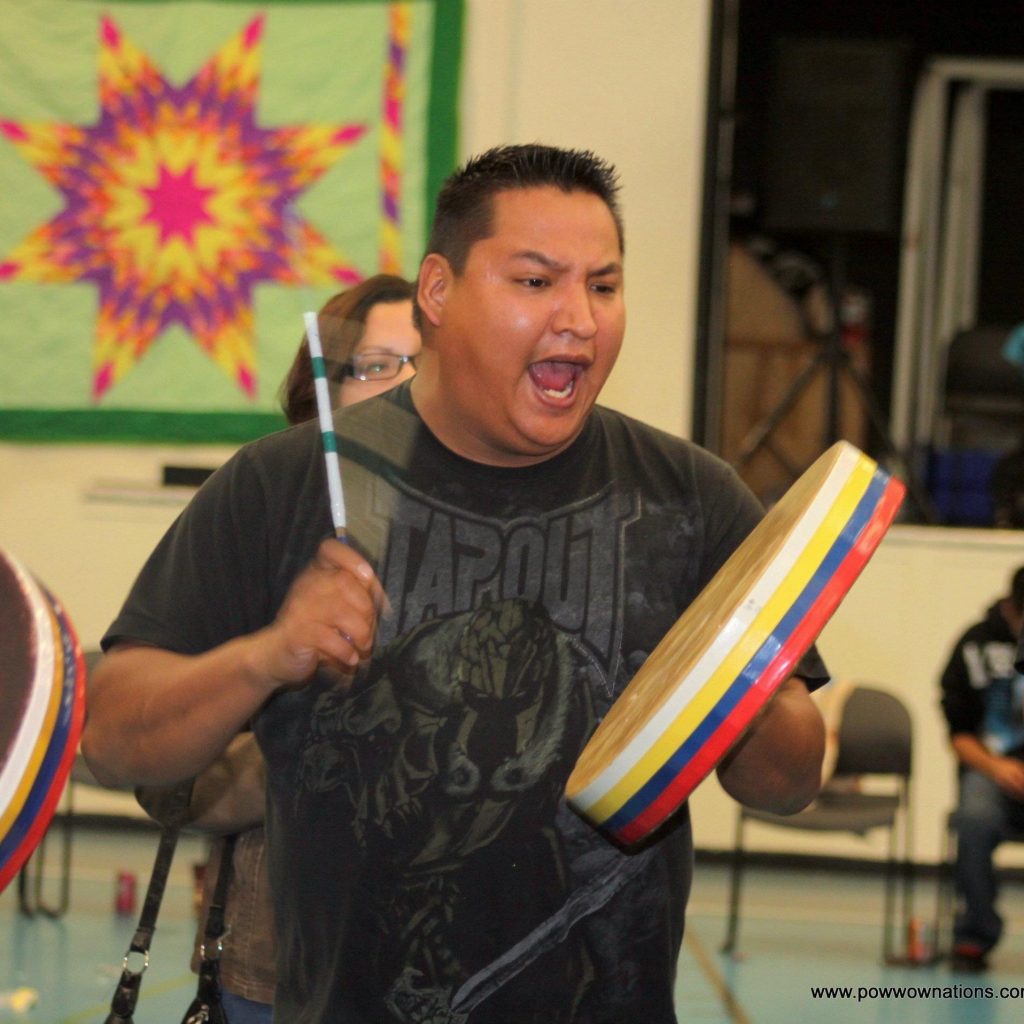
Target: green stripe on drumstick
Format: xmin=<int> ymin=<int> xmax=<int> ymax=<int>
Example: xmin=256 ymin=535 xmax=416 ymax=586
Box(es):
xmin=303 ymin=311 xmax=348 ymax=542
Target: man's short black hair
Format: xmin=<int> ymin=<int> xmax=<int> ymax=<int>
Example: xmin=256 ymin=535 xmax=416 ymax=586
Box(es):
xmin=426 ymin=143 xmax=623 ymax=274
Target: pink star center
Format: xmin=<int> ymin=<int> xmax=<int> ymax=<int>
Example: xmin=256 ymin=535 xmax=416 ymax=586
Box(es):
xmin=141 ymin=164 xmax=216 ymax=244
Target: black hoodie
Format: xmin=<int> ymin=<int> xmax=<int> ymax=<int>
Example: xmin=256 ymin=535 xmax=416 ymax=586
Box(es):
xmin=941 ymin=600 xmax=1024 ymax=757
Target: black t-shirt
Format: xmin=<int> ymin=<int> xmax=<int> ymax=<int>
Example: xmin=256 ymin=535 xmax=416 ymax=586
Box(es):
xmin=106 ymin=382 xmax=827 ymax=1023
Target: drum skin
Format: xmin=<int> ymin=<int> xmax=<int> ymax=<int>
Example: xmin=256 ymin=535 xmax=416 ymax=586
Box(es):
xmin=565 ymin=441 xmax=905 ymax=846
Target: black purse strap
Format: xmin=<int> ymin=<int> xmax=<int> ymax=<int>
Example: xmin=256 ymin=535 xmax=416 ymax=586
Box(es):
xmin=104 ymin=826 xmax=180 ymax=1024
xmin=106 ymin=773 xmax=240 ymax=1024
xmin=181 ymin=833 xmax=237 ymax=1024
xmin=202 ymin=832 xmax=236 ymax=950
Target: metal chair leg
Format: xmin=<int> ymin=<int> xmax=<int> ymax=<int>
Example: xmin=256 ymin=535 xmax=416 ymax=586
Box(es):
xmin=721 ymin=812 xmax=746 ymax=953
xmin=17 ymin=782 xmax=74 ymax=919
xmin=883 ymin=785 xmax=921 ymax=964
xmin=882 ymin=811 xmax=899 ymax=962
xmin=934 ymin=814 xmax=956 ymax=959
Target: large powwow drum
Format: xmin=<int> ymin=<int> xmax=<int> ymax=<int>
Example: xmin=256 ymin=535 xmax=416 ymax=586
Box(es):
xmin=565 ymin=441 xmax=905 ymax=846
xmin=0 ymin=547 xmax=86 ymax=893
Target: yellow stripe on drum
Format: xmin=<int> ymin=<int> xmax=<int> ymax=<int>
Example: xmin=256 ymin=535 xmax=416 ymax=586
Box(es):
xmin=578 ymin=452 xmax=876 ymax=824
xmin=0 ymin=571 xmax=63 ymax=838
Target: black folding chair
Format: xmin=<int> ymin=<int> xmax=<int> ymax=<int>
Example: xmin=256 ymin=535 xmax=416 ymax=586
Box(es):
xmin=721 ymin=684 xmax=914 ymax=962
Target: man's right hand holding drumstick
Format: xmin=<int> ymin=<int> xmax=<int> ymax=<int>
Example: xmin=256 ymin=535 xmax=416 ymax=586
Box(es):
xmin=83 ymin=538 xmax=384 ymax=790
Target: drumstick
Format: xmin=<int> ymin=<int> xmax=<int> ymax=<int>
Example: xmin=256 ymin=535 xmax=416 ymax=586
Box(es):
xmin=303 ymin=311 xmax=348 ymax=543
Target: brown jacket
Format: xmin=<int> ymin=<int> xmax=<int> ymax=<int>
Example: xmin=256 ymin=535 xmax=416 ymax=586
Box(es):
xmin=196 ymin=826 xmax=275 ymax=1003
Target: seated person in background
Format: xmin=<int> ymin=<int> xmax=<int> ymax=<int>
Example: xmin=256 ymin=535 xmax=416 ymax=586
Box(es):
xmin=940 ymin=565 xmax=1024 ymax=972
xmin=136 ymin=273 xmax=418 ymax=1024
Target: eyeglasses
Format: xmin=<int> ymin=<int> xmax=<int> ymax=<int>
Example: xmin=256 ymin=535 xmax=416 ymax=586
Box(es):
xmin=328 ymin=352 xmax=417 ymax=383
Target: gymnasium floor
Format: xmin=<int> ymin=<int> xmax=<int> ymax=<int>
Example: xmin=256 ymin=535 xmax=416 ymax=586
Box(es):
xmin=2 ymin=822 xmax=1023 ymax=1023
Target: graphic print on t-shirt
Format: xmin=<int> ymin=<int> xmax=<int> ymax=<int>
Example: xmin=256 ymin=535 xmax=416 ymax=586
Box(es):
xmin=293 ymin=483 xmax=666 ymax=1023
xmin=374 ymin=482 xmax=640 ymax=684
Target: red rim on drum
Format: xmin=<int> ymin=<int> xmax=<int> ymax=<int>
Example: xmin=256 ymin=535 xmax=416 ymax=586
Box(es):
xmin=565 ymin=442 xmax=906 ymax=846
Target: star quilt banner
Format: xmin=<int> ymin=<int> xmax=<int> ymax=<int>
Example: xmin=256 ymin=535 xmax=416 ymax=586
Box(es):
xmin=0 ymin=0 xmax=462 ymax=441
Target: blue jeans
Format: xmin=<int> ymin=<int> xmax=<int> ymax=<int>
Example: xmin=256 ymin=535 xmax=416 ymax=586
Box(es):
xmin=953 ymin=767 xmax=1024 ymax=950
xmin=221 ymin=989 xmax=274 ymax=1024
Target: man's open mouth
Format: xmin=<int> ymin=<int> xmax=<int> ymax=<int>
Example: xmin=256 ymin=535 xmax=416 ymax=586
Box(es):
xmin=528 ymin=360 xmax=582 ymax=399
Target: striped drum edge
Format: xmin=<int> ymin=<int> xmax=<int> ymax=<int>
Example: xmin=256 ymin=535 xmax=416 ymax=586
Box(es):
xmin=565 ymin=441 xmax=905 ymax=846
xmin=0 ymin=548 xmax=85 ymax=893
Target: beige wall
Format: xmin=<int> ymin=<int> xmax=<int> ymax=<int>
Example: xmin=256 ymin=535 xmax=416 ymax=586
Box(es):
xmin=0 ymin=443 xmax=236 ymax=647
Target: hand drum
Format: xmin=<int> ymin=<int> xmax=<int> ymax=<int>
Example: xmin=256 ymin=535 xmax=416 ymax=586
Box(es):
xmin=565 ymin=441 xmax=904 ymax=845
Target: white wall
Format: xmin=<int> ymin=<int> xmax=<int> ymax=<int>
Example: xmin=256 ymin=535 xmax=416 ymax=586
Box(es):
xmin=0 ymin=444 xmax=236 ymax=648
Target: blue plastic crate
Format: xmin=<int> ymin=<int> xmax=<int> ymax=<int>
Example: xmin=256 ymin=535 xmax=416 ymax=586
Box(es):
xmin=927 ymin=448 xmax=999 ymax=525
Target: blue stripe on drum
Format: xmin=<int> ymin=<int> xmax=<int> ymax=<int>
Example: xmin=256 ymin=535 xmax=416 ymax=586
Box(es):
xmin=598 ymin=468 xmax=889 ymax=835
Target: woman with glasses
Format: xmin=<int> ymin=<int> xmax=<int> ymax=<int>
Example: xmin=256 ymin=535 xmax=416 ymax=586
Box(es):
xmin=137 ymin=274 xmax=418 ymax=1024
xmin=280 ymin=274 xmax=419 ymax=420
